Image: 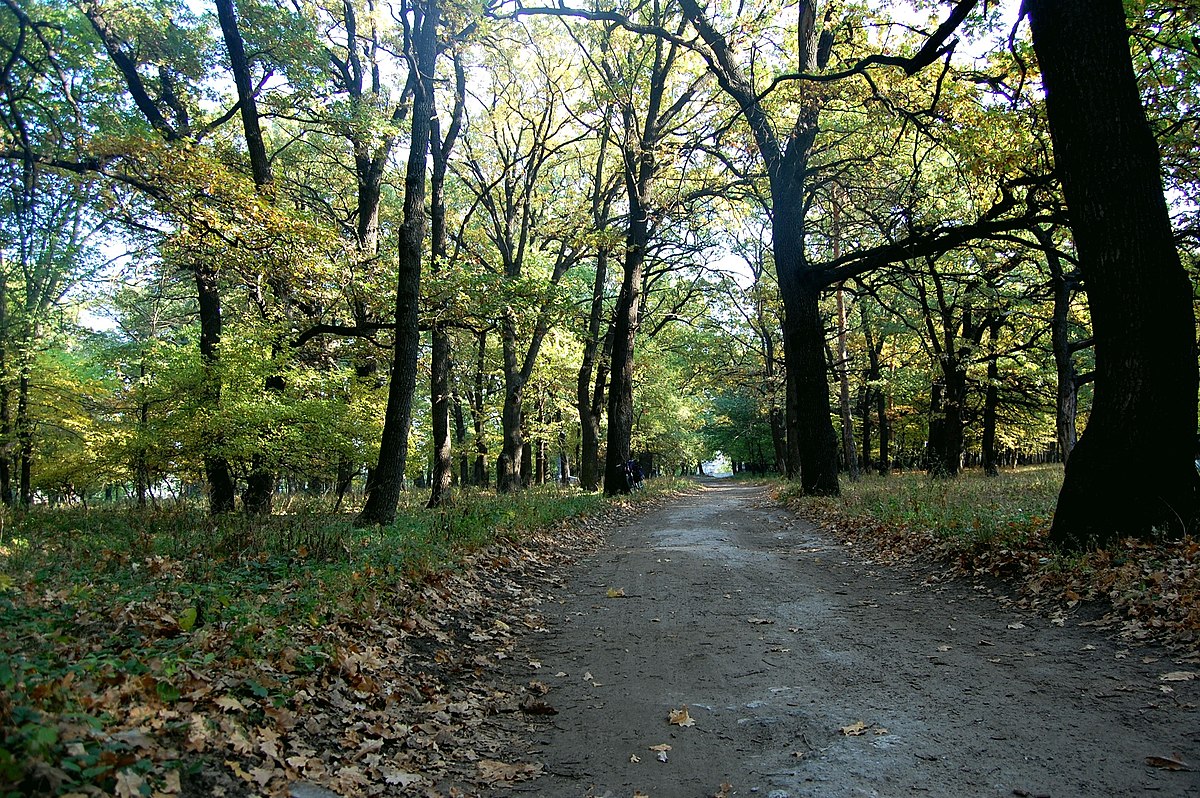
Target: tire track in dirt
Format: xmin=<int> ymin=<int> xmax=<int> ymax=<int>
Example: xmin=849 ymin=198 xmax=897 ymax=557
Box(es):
xmin=503 ymin=481 xmax=1200 ymax=797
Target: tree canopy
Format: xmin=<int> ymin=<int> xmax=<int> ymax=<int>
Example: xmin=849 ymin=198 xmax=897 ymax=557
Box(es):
xmin=1 ymin=0 xmax=1197 ymax=550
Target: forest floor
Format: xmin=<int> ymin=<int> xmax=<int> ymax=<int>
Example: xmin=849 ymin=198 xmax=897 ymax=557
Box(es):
xmin=491 ymin=479 xmax=1200 ymax=798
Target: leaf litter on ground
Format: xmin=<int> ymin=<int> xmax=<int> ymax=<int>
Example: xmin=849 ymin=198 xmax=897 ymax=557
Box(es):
xmin=0 ymin=482 xmax=693 ymax=797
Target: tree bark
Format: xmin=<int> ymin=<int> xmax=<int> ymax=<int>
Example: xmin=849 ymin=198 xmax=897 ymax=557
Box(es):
xmin=1027 ymin=0 xmax=1200 ymax=548
xmin=836 ymin=283 xmax=858 ymax=479
xmin=195 ymin=263 xmax=236 ymax=513
xmin=577 ymin=250 xmax=611 ymax=491
xmin=1039 ymin=227 xmax=1081 ymax=463
xmin=357 ymin=0 xmax=438 ymax=526
xmin=982 ymin=322 xmax=1002 ymax=476
xmin=426 ymin=56 xmax=464 ymax=509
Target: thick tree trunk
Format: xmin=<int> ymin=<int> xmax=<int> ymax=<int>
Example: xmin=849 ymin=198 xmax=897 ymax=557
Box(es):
xmin=1028 ymin=0 xmax=1200 ymax=548
xmin=357 ymin=0 xmax=438 ymax=526
xmin=603 ymin=232 xmax=644 ymax=496
xmin=772 ymin=178 xmax=839 ymax=495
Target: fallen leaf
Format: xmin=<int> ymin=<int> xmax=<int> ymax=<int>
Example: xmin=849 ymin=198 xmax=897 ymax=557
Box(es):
xmin=634 ymin=792 xmax=650 ymax=798
xmin=667 ymin=706 xmax=696 ymax=727
xmin=607 ymin=587 xmax=626 ymax=598
xmin=1007 ymin=622 xmax=1026 ymax=630
xmin=747 ymin=617 xmax=774 ymax=625
xmin=114 ymin=770 xmax=145 ymax=798
xmin=1145 ymin=755 xmax=1192 ymax=771
xmin=648 ymin=744 xmax=672 ymax=752
xmin=520 ymin=699 xmax=558 ymax=715
xmin=382 ymin=768 xmax=422 ymax=786
xmin=215 ymin=695 xmax=246 ymax=712
xmin=630 ymin=754 xmax=641 ymax=763
xmin=713 ymin=783 xmax=733 ymax=798
xmin=477 ymin=760 xmax=543 ymax=783
xmin=840 ymin=721 xmax=870 ymax=736
xmin=1159 ymin=671 xmax=1197 ymax=682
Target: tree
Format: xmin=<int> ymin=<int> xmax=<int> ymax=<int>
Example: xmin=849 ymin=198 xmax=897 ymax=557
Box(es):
xmin=357 ymin=0 xmax=439 ymax=526
xmin=1025 ymin=0 xmax=1200 ymax=549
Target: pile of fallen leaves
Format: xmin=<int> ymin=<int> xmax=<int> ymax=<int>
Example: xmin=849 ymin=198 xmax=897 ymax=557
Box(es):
xmin=781 ymin=471 xmax=1200 ymax=655
xmin=0 ymin=486 xmax=681 ymax=798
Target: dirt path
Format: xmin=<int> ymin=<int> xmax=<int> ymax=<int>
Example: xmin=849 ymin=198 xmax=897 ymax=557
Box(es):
xmin=502 ymin=481 xmax=1200 ymax=798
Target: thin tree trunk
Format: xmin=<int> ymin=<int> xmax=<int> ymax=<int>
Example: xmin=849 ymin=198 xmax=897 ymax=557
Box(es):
xmin=982 ymin=322 xmax=1002 ymax=476
xmin=577 ymin=250 xmax=610 ymax=491
xmin=195 ymin=263 xmax=236 ymax=514
xmin=426 ymin=57 xmax=464 ymax=508
xmin=836 ymin=282 xmax=859 ymax=479
xmin=357 ymin=0 xmax=438 ymax=525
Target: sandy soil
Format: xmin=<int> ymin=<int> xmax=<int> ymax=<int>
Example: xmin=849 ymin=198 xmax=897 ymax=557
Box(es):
xmin=498 ymin=480 xmax=1200 ymax=798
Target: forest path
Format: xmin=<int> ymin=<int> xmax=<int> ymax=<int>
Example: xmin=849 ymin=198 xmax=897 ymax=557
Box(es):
xmin=501 ymin=480 xmax=1199 ymax=798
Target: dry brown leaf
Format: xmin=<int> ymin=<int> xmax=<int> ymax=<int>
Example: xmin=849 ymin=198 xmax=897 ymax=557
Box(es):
xmin=840 ymin=721 xmax=869 ymax=736
xmin=477 ymin=759 xmax=544 ymax=783
xmin=648 ymin=744 xmax=672 ymax=752
xmin=1159 ymin=671 xmax=1197 ymax=682
xmin=667 ymin=706 xmax=696 ymax=727
xmin=607 ymin=587 xmax=627 ymax=598
xmin=1145 ymin=754 xmax=1192 ymax=771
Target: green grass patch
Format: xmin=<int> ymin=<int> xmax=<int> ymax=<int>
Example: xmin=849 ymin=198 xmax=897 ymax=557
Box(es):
xmin=779 ymin=466 xmax=1061 ymax=553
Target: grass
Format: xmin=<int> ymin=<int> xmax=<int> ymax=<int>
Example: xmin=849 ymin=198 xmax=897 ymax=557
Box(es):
xmin=0 ymin=479 xmax=688 ymax=797
xmin=782 ymin=466 xmax=1061 ymax=552
xmin=777 ymin=465 xmax=1200 ymax=651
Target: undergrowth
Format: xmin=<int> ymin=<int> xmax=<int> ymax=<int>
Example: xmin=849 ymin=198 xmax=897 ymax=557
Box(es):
xmin=779 ymin=466 xmax=1200 ymax=652
xmin=0 ymin=480 xmax=684 ymax=796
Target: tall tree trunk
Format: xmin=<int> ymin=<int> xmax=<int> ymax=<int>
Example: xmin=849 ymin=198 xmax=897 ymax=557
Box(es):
xmin=982 ymin=322 xmax=1002 ymax=476
xmin=577 ymin=250 xmax=611 ymax=492
xmin=16 ymin=367 xmax=30 ymax=507
xmin=357 ymin=0 xmax=438 ymax=525
xmin=219 ymin=0 xmax=282 ymax=516
xmin=195 ymin=263 xmax=236 ymax=514
xmin=835 ymin=283 xmax=859 ymax=479
xmin=604 ymin=225 xmax=645 ymax=495
xmin=1028 ymin=0 xmax=1200 ymax=548
xmin=426 ymin=57 xmax=464 ymax=508
xmin=471 ymin=329 xmax=489 ymax=488
xmin=1039 ymin=227 xmax=1081 ymax=463
xmin=453 ymin=394 xmax=469 ymax=487
xmin=0 ymin=265 xmax=11 ymax=507
xmin=497 ymin=313 xmax=524 ymax=493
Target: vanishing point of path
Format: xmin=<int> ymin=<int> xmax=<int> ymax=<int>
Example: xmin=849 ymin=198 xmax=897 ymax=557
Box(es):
xmin=506 ymin=481 xmax=1200 ymax=798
